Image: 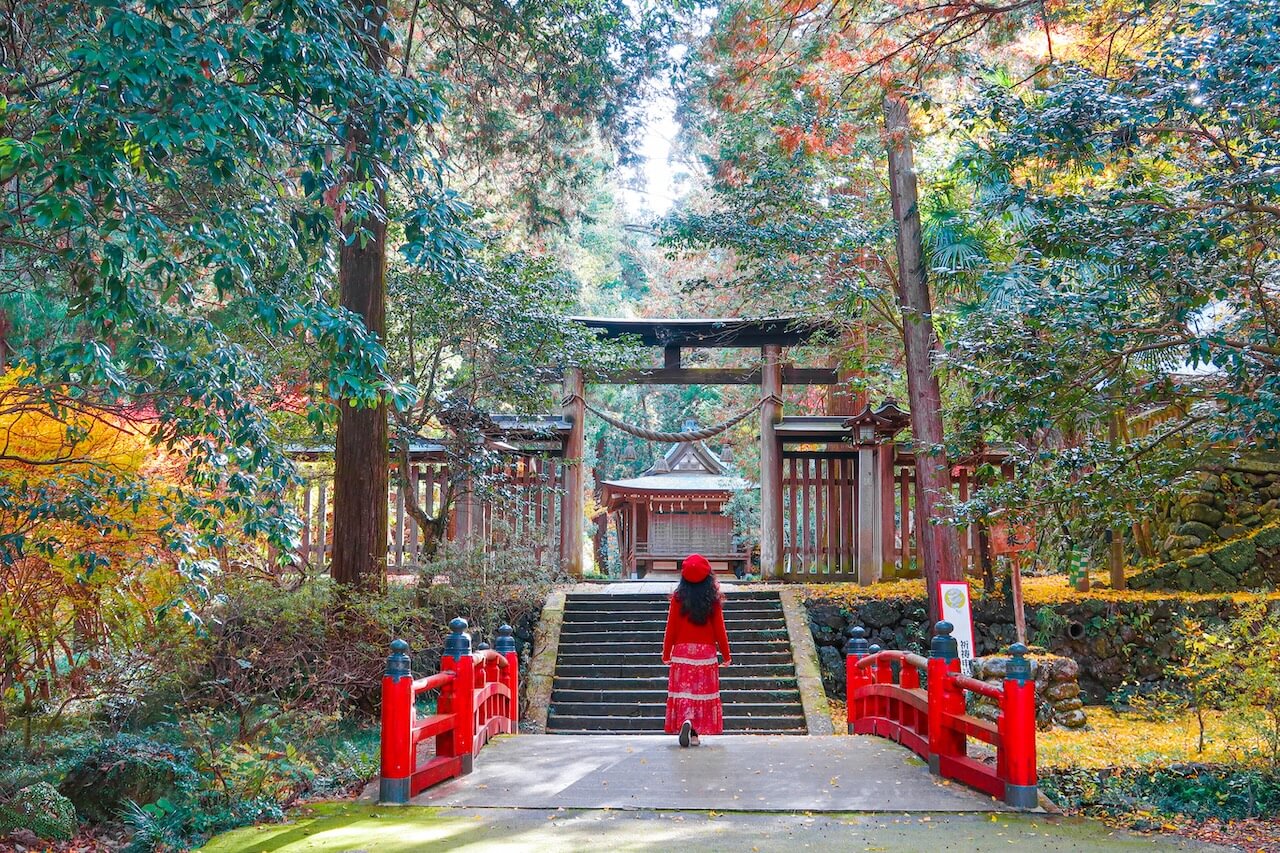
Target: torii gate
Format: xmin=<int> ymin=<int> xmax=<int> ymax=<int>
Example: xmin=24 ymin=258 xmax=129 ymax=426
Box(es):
xmin=558 ymin=317 xmax=911 ymax=583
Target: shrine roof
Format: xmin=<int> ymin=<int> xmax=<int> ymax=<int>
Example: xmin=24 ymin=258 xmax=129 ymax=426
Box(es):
xmin=571 ymin=316 xmax=833 ymax=348
xmin=601 ymin=471 xmax=755 ymax=496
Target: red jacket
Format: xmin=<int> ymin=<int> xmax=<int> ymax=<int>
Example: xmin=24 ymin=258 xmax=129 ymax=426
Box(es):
xmin=662 ymin=596 xmax=731 ymax=662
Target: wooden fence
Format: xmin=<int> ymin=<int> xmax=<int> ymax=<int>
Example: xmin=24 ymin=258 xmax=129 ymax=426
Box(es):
xmin=290 ymin=454 xmax=564 ymax=572
xmin=781 ymin=448 xmax=1012 ymax=582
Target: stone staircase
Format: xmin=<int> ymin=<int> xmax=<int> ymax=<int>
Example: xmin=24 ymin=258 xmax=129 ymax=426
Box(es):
xmin=547 ymin=590 xmax=807 ymax=734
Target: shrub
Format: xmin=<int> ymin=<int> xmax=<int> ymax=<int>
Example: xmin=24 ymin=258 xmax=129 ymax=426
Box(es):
xmin=1174 ymin=602 xmax=1280 ymax=763
xmin=0 ymin=781 xmax=78 ymax=840
xmin=413 ymin=539 xmax=565 ymax=649
xmin=1044 ymin=765 xmax=1280 ymax=822
xmin=58 ymin=734 xmax=199 ymax=825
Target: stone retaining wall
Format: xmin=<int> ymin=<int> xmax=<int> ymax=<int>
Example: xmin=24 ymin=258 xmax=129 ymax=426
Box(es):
xmin=1153 ymin=453 xmax=1280 ymax=561
xmin=970 ymin=653 xmax=1086 ymax=729
xmin=805 ymin=593 xmax=1279 ymax=705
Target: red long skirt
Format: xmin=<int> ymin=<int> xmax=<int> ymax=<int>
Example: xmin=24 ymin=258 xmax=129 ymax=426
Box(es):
xmin=664 ymin=642 xmax=724 ymax=734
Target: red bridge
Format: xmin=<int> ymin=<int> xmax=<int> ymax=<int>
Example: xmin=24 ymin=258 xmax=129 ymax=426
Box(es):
xmin=377 ymin=614 xmax=1038 ymax=811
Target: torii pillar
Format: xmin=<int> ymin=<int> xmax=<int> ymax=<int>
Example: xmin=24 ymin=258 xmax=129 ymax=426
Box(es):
xmin=560 ymin=367 xmax=585 ymax=576
xmin=759 ymin=346 xmax=784 ymax=578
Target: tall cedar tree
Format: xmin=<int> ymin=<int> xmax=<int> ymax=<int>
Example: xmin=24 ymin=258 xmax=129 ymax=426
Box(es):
xmin=331 ymin=0 xmax=391 ymax=588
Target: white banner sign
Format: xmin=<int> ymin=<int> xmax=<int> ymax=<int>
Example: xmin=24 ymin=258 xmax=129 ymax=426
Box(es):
xmin=938 ymin=581 xmax=977 ymax=676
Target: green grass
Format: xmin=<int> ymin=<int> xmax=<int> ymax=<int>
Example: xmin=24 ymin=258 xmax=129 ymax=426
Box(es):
xmin=200 ymin=804 xmax=452 ymax=852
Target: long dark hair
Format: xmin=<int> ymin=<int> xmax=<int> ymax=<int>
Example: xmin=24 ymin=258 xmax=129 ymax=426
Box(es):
xmin=674 ymin=574 xmax=724 ymax=626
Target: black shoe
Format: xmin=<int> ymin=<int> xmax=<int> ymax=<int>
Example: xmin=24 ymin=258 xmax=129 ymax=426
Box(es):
xmin=678 ymin=720 xmax=692 ymax=748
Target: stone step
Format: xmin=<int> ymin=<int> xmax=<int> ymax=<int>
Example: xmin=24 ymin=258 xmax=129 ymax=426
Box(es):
xmin=566 ymin=591 xmax=782 ymax=603
xmin=543 ymin=728 xmax=809 ymax=736
xmin=549 ymin=591 xmax=802 ymax=735
xmin=559 ymin=620 xmax=787 ymax=635
xmin=565 ymin=596 xmax=782 ymax=607
xmin=549 ymin=701 xmax=801 ymax=719
xmin=563 ymin=607 xmax=783 ymax=621
xmin=554 ymin=663 xmax=794 ymax=679
xmin=551 ymin=688 xmax=802 ymax=704
xmin=556 ymin=651 xmax=793 ymax=667
xmin=565 ymin=593 xmax=781 ymax=604
xmin=546 ymin=714 xmax=806 ymax=732
xmin=551 ymin=675 xmax=799 ymax=692
xmin=557 ymin=640 xmax=789 ymax=655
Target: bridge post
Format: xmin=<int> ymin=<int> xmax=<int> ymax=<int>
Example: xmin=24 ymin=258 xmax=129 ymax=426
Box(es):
xmin=496 ymin=625 xmax=519 ymax=732
xmin=1001 ymin=643 xmax=1038 ymax=808
xmin=868 ymin=644 xmax=883 ymax=721
xmin=926 ymin=621 xmax=961 ymax=776
xmin=379 ymin=639 xmax=415 ymax=804
xmin=443 ymin=618 xmax=476 ymax=774
xmin=844 ymin=627 xmax=870 ymax=733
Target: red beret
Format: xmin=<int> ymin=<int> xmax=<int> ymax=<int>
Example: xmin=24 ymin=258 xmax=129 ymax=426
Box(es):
xmin=681 ymin=553 xmax=711 ymax=583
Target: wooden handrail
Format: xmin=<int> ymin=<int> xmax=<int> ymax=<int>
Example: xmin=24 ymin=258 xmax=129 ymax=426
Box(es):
xmin=412 ymin=671 xmax=456 ymax=695
xmin=953 ymin=673 xmax=1004 ymax=701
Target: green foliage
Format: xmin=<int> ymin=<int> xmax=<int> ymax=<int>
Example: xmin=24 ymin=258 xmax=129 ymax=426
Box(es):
xmin=950 ymin=0 xmax=1280 ymax=551
xmin=1174 ymin=603 xmax=1280 ymax=764
xmin=1032 ymin=606 xmax=1069 ymax=648
xmin=414 ymin=540 xmax=566 ymax=648
xmin=0 ymin=0 xmax=459 ymax=569
xmin=58 ymin=734 xmax=200 ymax=825
xmin=1043 ymin=765 xmax=1280 ymax=823
xmin=0 ymin=781 xmax=78 ymax=841
xmin=1109 ymin=683 xmax=1189 ymax=723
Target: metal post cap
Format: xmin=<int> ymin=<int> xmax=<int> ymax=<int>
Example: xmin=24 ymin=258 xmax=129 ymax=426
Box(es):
xmin=845 ymin=625 xmax=870 ymax=657
xmin=930 ymin=620 xmax=959 ymax=661
xmin=495 ymin=625 xmax=517 ymax=654
xmin=476 ymin=642 xmax=490 ymax=651
xmin=443 ymin=617 xmax=472 ymax=657
xmin=868 ymin=643 xmax=882 ymax=655
xmin=385 ymin=638 xmax=412 ymax=681
xmin=1006 ymin=643 xmax=1032 ymax=684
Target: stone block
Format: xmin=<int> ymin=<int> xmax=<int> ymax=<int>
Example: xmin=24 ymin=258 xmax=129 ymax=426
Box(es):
xmin=857 ymin=599 xmax=901 ymax=628
xmin=1056 ymin=709 xmax=1088 ymax=728
xmin=1229 ymin=456 xmax=1280 ymax=476
xmin=1211 ymin=538 xmax=1257 ymax=576
xmin=1181 ymin=503 xmax=1224 ymax=526
xmin=1050 ymin=656 xmax=1080 ymax=681
xmin=1045 ymin=681 xmax=1080 ymax=701
xmin=1176 ymin=521 xmax=1216 ymax=541
xmin=1194 ymin=471 xmax=1221 ymax=491
xmin=1254 ymin=525 xmax=1280 ymax=549
xmin=1217 ymin=524 xmax=1248 ymax=540
xmin=1164 ymin=535 xmax=1202 ymax=553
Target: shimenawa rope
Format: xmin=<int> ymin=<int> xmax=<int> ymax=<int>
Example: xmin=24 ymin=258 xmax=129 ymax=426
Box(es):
xmin=561 ymin=394 xmax=782 ymax=443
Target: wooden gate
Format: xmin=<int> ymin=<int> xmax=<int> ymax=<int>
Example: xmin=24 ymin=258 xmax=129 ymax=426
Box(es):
xmin=781 ymin=451 xmax=860 ymax=579
xmin=780 ymin=444 xmax=1008 ymax=582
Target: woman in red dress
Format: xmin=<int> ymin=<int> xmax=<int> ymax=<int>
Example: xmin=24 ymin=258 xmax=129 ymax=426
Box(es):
xmin=662 ymin=553 xmax=732 ymax=747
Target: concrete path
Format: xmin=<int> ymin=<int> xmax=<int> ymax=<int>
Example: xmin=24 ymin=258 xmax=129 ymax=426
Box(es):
xmin=202 ymin=803 xmax=1235 ymax=852
xmin=369 ymin=735 xmax=1010 ymax=812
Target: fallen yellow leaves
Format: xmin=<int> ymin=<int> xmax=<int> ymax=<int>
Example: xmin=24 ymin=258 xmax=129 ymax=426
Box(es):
xmin=1039 ymin=708 xmax=1270 ymax=769
xmin=805 ymin=576 xmax=1280 ymax=608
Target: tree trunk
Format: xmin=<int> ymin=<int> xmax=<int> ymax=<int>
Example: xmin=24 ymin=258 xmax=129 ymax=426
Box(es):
xmin=883 ymin=93 xmax=961 ymax=619
xmin=330 ymin=1 xmax=390 ymax=589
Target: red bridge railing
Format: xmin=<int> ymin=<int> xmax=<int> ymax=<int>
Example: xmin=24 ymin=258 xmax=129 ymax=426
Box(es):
xmin=846 ymin=621 xmax=1037 ymax=809
xmin=379 ymin=618 xmax=519 ymax=803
